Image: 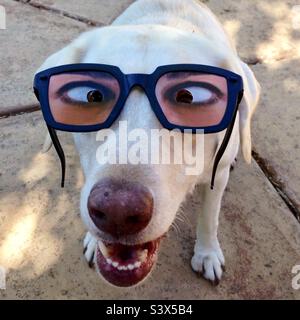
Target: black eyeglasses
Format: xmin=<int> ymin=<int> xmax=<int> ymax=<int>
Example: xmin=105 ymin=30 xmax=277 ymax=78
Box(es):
xmin=34 ymin=63 xmax=244 ymax=189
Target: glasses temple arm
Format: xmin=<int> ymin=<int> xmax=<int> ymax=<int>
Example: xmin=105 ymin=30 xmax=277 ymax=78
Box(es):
xmin=210 ymin=90 xmax=244 ymax=190
xmin=46 ymin=125 xmax=66 ymax=188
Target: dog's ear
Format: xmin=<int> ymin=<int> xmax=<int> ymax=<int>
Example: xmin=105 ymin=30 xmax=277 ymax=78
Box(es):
xmin=237 ymin=60 xmax=261 ymax=163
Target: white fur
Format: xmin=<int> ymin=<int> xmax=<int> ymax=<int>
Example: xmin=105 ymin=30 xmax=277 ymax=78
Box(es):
xmin=39 ymin=0 xmax=260 ymax=284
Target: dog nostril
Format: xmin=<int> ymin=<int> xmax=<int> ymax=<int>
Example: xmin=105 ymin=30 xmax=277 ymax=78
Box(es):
xmin=92 ymin=210 xmax=106 ymax=220
xmin=104 ymin=191 xmax=109 ymax=197
xmin=126 ymin=215 xmax=141 ymax=225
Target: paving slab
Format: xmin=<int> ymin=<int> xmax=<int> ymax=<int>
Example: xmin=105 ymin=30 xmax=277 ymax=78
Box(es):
xmin=0 ymin=0 xmax=89 ymax=115
xmin=0 ymin=112 xmax=299 ymax=299
xmin=251 ymin=60 xmax=300 ymax=213
xmin=207 ymin=0 xmax=300 ymax=212
xmin=208 ymin=0 xmax=300 ymax=63
xmin=30 ymin=0 xmax=135 ymax=25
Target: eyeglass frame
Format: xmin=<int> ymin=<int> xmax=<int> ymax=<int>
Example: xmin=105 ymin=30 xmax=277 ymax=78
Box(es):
xmin=34 ymin=63 xmax=243 ymax=134
xmin=33 ymin=63 xmax=244 ymax=190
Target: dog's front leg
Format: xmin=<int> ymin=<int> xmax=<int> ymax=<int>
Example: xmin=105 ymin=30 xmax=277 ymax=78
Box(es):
xmin=191 ymin=168 xmax=230 ymax=285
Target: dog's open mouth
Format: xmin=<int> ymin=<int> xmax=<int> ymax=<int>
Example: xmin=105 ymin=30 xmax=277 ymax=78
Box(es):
xmin=96 ymin=238 xmax=161 ymax=287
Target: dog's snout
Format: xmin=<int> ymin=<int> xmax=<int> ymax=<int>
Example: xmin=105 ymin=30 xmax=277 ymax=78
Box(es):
xmin=87 ymin=178 xmax=153 ymax=237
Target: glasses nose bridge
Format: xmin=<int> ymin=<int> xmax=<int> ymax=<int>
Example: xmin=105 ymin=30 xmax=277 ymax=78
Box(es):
xmin=126 ymin=73 xmax=149 ymax=90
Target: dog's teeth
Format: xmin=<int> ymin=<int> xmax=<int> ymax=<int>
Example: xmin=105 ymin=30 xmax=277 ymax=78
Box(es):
xmin=143 ymin=249 xmax=148 ymax=257
xmin=115 ymin=263 xmax=142 ymax=271
xmin=106 ymin=258 xmax=112 ymax=265
xmin=138 ymin=249 xmax=147 ymax=259
xmin=138 ymin=250 xmax=148 ymax=263
xmin=98 ymin=241 xmax=109 ymax=258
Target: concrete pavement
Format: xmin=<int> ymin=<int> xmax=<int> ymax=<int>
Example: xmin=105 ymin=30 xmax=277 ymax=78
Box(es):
xmin=0 ymin=0 xmax=299 ymax=299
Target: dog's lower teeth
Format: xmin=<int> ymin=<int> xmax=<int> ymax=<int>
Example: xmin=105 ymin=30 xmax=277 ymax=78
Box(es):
xmin=109 ymin=261 xmax=143 ymax=271
xmin=102 ymin=244 xmax=149 ymax=270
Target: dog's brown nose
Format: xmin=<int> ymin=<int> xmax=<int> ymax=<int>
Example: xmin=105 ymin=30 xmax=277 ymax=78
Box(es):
xmin=87 ymin=178 xmax=153 ymax=237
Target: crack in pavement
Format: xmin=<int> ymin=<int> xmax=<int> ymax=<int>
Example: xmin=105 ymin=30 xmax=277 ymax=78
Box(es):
xmin=0 ymin=104 xmax=40 ymax=118
xmin=252 ymin=149 xmax=300 ymax=223
xmin=13 ymin=0 xmax=105 ymax=27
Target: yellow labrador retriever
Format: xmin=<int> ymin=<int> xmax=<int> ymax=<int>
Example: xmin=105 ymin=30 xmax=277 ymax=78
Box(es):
xmin=38 ymin=0 xmax=260 ymax=287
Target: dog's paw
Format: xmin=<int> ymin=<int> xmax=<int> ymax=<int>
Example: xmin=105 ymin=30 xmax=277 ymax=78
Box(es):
xmin=83 ymin=232 xmax=97 ymax=268
xmin=191 ymin=242 xmax=225 ymax=285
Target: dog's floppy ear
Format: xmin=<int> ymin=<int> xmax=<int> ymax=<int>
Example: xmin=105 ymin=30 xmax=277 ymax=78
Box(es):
xmin=236 ymin=60 xmax=261 ymax=163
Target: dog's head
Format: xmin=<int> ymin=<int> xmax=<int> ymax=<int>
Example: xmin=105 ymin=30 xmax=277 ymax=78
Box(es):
xmin=37 ymin=18 xmax=259 ymax=287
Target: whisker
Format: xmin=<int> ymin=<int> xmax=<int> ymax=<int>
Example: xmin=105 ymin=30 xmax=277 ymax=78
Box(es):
xmin=176 ymin=210 xmax=191 ymax=227
xmin=171 ymin=221 xmax=180 ymax=236
xmin=175 ymin=216 xmax=185 ymax=223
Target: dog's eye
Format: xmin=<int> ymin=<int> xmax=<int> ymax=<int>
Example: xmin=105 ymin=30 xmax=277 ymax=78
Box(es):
xmin=67 ymin=87 xmax=104 ymax=103
xmin=175 ymin=87 xmax=213 ymax=105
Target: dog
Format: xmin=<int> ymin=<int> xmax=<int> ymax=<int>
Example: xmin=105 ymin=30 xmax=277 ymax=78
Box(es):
xmin=37 ymin=0 xmax=260 ymax=287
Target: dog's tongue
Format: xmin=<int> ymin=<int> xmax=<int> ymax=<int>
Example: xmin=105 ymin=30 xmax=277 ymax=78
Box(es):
xmin=96 ymin=239 xmax=160 ymax=287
